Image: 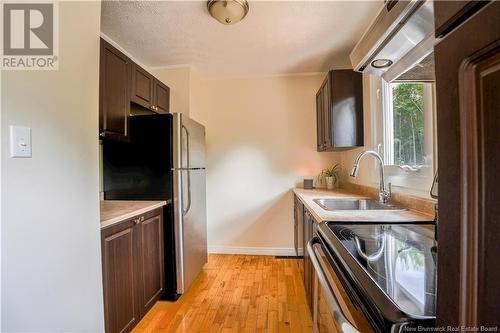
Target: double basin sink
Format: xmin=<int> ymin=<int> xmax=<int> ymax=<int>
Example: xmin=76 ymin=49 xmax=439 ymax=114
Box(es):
xmin=313 ymin=198 xmax=405 ymax=211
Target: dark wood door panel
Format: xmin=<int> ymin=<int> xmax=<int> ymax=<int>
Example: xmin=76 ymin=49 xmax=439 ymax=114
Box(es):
xmin=315 ymin=70 xmax=363 ymax=151
xmin=99 ymin=39 xmax=130 ymax=141
xmin=434 ymin=1 xmax=500 ymax=327
xmin=154 ymin=80 xmax=170 ymax=114
xmin=330 ymin=70 xmax=364 ymax=148
xmin=322 ymin=78 xmax=331 ymax=149
xmin=102 ymin=224 xmax=139 ymax=333
xmin=434 ymin=1 xmax=489 ymax=38
xmin=131 ymin=64 xmax=154 ymax=109
xmin=459 ymin=44 xmax=500 ymax=327
xmin=316 ymin=90 xmax=324 ymax=151
xmin=139 ymin=213 xmax=164 ymax=314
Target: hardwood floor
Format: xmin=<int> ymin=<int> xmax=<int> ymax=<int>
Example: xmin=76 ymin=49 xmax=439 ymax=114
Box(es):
xmin=133 ymin=254 xmax=313 ymax=333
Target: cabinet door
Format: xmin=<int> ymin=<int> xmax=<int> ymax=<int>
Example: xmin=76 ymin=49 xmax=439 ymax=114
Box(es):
xmin=316 ymin=90 xmax=324 ymax=151
xmin=303 ymin=209 xmax=316 ymax=312
xmin=138 ymin=212 xmax=164 ymax=315
xmin=131 ymin=64 xmax=154 ymax=110
xmin=153 ymin=80 xmax=170 ymax=114
xmin=303 ymin=209 xmax=311 ymax=308
xmin=434 ymin=2 xmax=500 ymax=327
xmin=330 ymin=70 xmax=364 ymax=149
xmin=99 ymin=39 xmax=130 ymax=141
xmin=322 ymin=78 xmax=331 ymax=149
xmin=101 ymin=220 xmax=140 ymax=333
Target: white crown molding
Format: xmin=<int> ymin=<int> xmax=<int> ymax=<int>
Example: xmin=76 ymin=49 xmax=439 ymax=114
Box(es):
xmin=208 ymin=246 xmax=301 ymax=256
xmin=99 ymin=32 xmax=151 ymax=71
xmin=148 ymin=64 xmax=194 ymax=71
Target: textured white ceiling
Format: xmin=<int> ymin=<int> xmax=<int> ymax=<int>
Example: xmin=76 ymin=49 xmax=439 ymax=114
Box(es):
xmin=101 ymin=1 xmax=382 ymax=77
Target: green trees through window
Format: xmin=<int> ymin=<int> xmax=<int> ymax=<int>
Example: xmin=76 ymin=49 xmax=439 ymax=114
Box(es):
xmin=391 ymin=83 xmax=425 ymax=166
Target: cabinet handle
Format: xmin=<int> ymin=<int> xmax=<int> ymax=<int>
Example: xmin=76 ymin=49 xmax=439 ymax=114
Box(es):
xmin=139 ymin=216 xmax=145 ymax=222
xmin=154 ymin=106 xmax=159 ymax=111
xmin=99 ymin=132 xmax=106 ymax=137
xmin=134 ymin=218 xmax=140 ymax=225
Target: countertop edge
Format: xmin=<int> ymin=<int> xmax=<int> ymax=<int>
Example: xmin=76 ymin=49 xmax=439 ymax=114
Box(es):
xmin=101 ymin=201 xmax=167 ymax=229
xmin=293 ymin=188 xmax=435 ymax=223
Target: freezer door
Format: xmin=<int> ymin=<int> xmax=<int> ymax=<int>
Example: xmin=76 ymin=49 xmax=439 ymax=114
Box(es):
xmin=173 ymin=113 xmax=206 ymax=170
xmin=173 ymin=168 xmax=207 ymax=294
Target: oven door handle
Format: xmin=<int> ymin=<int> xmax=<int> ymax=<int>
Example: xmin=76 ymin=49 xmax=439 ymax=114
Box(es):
xmin=307 ymin=237 xmax=361 ymax=333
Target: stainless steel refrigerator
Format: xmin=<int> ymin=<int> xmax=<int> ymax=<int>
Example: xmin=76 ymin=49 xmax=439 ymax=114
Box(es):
xmin=172 ymin=113 xmax=207 ymax=295
xmin=102 ymin=112 xmax=207 ymax=299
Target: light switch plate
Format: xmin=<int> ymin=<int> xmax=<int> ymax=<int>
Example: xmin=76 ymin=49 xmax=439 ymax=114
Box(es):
xmin=10 ymin=125 xmax=32 ymax=158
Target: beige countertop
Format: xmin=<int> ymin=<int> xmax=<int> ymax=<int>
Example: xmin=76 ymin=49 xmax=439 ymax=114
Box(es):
xmin=293 ymin=188 xmax=434 ymax=223
xmin=100 ymin=200 xmax=167 ymax=229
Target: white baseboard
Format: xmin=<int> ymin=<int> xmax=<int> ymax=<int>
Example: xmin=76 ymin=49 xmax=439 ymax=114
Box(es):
xmin=208 ymin=246 xmax=301 ymax=256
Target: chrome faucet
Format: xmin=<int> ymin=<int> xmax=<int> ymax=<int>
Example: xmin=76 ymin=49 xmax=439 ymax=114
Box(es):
xmin=350 ymin=150 xmax=391 ymax=204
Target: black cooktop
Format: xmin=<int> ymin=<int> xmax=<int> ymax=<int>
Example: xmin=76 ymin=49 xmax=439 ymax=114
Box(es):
xmin=322 ymin=223 xmax=437 ymax=319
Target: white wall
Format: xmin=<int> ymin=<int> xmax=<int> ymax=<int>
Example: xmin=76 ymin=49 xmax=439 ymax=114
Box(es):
xmin=190 ymin=74 xmax=340 ymax=254
xmin=1 ymin=2 xmax=105 ymax=331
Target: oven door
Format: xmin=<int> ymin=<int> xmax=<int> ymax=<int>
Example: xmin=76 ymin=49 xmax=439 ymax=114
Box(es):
xmin=307 ymin=237 xmax=374 ymax=333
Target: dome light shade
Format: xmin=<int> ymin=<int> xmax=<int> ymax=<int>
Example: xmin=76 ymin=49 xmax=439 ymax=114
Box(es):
xmin=207 ymin=0 xmax=249 ymax=25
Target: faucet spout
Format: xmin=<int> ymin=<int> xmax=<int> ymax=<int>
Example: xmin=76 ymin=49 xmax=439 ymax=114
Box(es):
xmin=350 ymin=150 xmax=391 ymax=203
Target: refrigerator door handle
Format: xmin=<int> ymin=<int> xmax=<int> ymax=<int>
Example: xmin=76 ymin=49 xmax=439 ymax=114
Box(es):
xmin=182 ymin=125 xmax=192 ymax=216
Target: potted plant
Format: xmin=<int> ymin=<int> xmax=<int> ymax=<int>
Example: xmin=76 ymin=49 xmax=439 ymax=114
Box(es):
xmin=318 ymin=164 xmax=341 ymax=190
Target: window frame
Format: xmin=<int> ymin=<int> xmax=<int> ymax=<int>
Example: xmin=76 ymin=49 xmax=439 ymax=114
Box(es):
xmin=379 ymin=80 xmax=437 ymax=193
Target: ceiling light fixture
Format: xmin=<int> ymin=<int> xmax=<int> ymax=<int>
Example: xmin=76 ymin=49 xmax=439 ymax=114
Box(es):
xmin=371 ymin=59 xmax=393 ymax=69
xmin=207 ymin=0 xmax=249 ymax=25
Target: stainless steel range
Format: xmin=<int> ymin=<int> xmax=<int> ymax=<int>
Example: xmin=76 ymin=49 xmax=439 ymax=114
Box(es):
xmin=308 ymin=222 xmax=437 ymax=332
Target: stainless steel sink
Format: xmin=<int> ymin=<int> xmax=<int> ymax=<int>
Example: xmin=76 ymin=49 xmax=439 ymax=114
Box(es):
xmin=313 ymin=198 xmax=406 ymax=211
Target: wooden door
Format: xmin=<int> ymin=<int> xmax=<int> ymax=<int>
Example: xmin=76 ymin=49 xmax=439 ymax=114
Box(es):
xmin=154 ymin=80 xmax=170 ymax=114
xmin=131 ymin=64 xmax=154 ymax=110
xmin=434 ymin=1 xmax=500 ymax=327
xmin=99 ymin=39 xmax=130 ymax=141
xmin=138 ymin=212 xmax=164 ymax=315
xmin=101 ymin=219 xmax=141 ymax=333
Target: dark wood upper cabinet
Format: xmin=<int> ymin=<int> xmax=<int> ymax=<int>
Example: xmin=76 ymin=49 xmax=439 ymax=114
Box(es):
xmin=99 ymin=39 xmax=130 ymax=141
xmin=153 ymin=79 xmax=170 ymax=114
xmin=101 ymin=209 xmax=164 ymax=333
xmin=316 ymin=90 xmax=324 ymax=151
xmin=131 ymin=63 xmax=155 ymax=110
xmin=434 ymin=1 xmax=500 ymax=328
xmin=316 ymin=70 xmax=363 ymax=151
xmin=131 ymin=63 xmax=170 ymax=114
xmin=99 ymin=38 xmax=170 ymax=141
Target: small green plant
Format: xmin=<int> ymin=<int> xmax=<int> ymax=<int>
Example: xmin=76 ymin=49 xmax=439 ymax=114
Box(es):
xmin=318 ymin=164 xmax=341 ymax=185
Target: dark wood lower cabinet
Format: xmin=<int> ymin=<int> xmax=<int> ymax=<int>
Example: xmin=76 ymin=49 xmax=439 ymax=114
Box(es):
xmin=102 ymin=220 xmax=140 ymax=333
xmin=302 ymin=205 xmax=316 ymax=312
xmin=139 ymin=214 xmax=164 ymax=315
xmin=101 ymin=208 xmax=164 ymax=333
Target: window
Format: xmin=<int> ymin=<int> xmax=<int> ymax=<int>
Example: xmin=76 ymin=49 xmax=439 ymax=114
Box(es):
xmin=380 ymin=80 xmax=436 ymax=192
